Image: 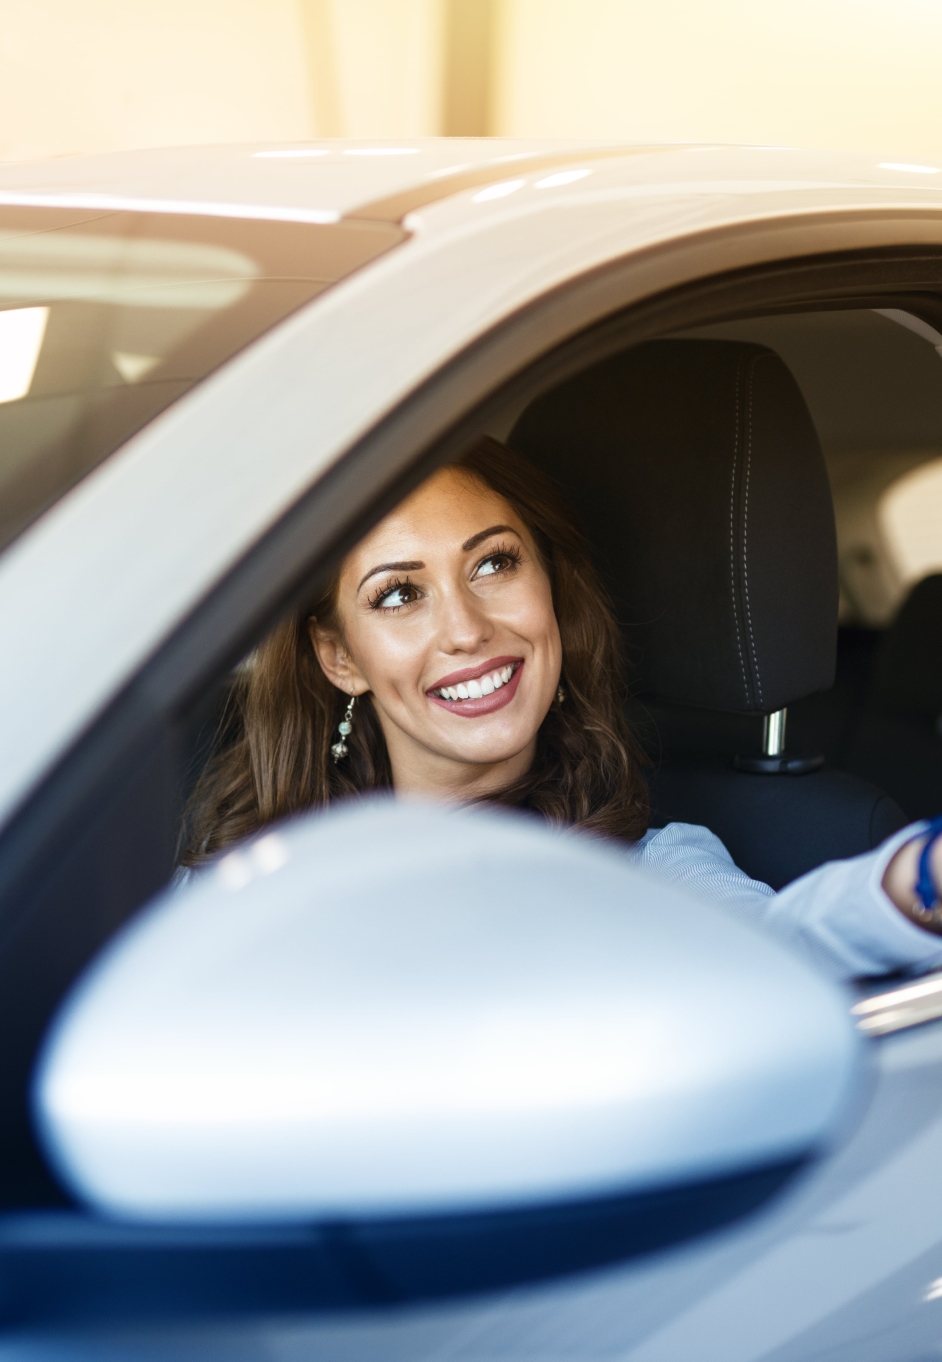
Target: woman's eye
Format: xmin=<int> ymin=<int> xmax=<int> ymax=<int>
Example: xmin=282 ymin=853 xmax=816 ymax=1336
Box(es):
xmin=378 ymin=583 xmax=419 ymax=609
xmin=476 ymin=553 xmax=514 ymax=578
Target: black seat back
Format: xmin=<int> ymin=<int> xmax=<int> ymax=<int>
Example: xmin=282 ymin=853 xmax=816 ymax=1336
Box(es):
xmin=650 ymin=763 xmax=905 ymax=890
xmin=511 ymin=339 xmax=907 ymax=886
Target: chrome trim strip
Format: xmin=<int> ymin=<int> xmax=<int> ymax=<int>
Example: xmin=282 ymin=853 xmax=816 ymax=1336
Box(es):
xmin=852 ymin=972 xmax=942 ymax=1035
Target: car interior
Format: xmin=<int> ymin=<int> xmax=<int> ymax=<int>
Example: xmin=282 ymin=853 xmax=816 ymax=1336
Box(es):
xmin=484 ymin=306 xmax=942 ymax=888
xmin=174 ymin=306 xmax=942 ymax=894
xmin=666 ymin=308 xmax=942 ymax=825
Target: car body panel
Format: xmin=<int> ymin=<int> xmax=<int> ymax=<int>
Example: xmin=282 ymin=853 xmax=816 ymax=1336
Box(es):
xmin=2 ymin=144 xmax=942 ymax=831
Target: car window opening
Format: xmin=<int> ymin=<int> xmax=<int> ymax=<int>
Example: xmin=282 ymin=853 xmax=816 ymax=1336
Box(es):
xmin=195 ymin=306 xmax=942 ymax=840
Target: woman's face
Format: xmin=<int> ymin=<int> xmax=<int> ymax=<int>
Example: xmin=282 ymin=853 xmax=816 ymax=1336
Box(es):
xmin=311 ymin=467 xmax=562 ymax=798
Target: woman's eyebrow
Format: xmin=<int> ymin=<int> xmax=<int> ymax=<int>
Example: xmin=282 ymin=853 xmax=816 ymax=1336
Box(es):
xmin=462 ymin=524 xmax=516 ymax=553
xmin=357 ymin=560 xmax=424 ymax=592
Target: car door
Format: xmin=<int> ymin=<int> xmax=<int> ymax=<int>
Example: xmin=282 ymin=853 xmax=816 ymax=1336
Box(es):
xmin=2 ymin=157 xmax=942 ymax=1353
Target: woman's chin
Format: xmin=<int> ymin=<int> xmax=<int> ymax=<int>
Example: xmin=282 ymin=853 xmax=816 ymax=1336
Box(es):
xmin=425 ymin=715 xmax=541 ymax=770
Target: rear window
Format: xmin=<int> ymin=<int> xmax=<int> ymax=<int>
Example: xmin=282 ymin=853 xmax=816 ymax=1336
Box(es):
xmin=0 ymin=207 xmax=404 ymax=554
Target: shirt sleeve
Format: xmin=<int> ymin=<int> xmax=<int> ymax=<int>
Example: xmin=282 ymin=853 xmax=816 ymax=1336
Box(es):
xmin=635 ymin=821 xmax=942 ymax=982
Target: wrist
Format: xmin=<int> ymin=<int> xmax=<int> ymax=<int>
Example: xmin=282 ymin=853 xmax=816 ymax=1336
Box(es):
xmin=885 ymin=819 xmax=942 ymax=936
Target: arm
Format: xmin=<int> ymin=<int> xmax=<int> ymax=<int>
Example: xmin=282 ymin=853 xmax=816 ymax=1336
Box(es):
xmin=638 ymin=821 xmax=942 ymax=982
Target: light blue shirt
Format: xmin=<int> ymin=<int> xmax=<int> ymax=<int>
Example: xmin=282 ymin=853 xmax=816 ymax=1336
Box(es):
xmin=634 ymin=821 xmax=941 ymax=981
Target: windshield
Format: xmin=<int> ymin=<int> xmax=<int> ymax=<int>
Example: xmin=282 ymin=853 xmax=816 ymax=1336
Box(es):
xmin=0 ymin=207 xmax=404 ymax=554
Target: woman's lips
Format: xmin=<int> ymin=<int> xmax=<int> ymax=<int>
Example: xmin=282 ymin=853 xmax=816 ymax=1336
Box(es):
xmin=428 ymin=655 xmax=522 ymax=691
xmin=427 ymin=660 xmax=524 ymax=718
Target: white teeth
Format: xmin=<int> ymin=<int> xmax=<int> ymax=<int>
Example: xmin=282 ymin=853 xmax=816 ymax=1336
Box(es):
xmin=434 ymin=664 xmax=517 ymax=702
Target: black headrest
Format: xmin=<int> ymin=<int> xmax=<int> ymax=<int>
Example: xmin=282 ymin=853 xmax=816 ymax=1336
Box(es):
xmin=511 ymin=339 xmax=838 ymax=715
xmin=872 ymin=573 xmax=942 ymax=719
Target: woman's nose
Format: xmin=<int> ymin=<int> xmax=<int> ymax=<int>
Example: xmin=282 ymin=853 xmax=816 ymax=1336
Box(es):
xmin=436 ymin=585 xmax=493 ymax=654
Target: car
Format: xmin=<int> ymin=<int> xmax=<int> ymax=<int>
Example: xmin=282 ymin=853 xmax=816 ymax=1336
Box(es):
xmin=1 ymin=137 xmax=942 ymax=1359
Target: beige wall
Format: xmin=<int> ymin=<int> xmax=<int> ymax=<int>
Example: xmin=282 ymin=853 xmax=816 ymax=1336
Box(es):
xmin=494 ymin=0 xmax=942 ymax=161
xmin=326 ymin=0 xmax=444 ymax=138
xmin=0 ymin=0 xmax=941 ymax=162
xmin=0 ymin=0 xmax=315 ymax=161
xmin=0 ymin=0 xmax=447 ymax=161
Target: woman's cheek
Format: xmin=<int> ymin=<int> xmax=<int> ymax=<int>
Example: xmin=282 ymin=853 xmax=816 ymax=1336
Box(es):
xmin=517 ymin=581 xmax=558 ymax=644
xmin=368 ymin=626 xmax=431 ymax=697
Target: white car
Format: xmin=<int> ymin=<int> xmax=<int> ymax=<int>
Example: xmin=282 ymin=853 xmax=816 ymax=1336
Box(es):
xmin=0 ymin=139 xmax=941 ymax=1359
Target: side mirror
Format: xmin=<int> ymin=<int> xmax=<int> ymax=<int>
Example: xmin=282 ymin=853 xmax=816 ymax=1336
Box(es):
xmin=33 ymin=799 xmax=860 ymax=1318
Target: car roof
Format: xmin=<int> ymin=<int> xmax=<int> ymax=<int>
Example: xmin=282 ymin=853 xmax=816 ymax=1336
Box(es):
xmin=1 ymin=138 xmax=939 ymax=227
xmin=0 ymin=138 xmax=651 ymax=222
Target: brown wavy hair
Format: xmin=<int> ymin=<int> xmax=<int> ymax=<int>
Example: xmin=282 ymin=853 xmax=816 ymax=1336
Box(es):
xmin=182 ymin=436 xmax=649 ymax=863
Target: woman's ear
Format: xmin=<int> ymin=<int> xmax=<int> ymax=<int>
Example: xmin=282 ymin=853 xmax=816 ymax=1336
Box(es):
xmin=308 ymin=617 xmax=368 ymax=696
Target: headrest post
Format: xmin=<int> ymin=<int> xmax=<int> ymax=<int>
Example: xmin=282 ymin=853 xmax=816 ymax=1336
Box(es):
xmin=737 ymin=704 xmax=822 ymax=775
xmin=762 ymin=709 xmax=787 ymax=758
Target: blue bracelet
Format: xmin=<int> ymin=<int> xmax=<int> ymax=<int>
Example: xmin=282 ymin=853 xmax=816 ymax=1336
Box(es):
xmin=915 ymin=814 xmax=942 ymax=916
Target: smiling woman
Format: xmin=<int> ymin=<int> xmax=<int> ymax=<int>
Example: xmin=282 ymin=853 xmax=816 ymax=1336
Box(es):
xmin=181 ymin=436 xmax=942 ymax=989
xmin=311 ymin=463 xmax=567 ymax=798
xmin=182 ymin=437 xmax=650 ymax=862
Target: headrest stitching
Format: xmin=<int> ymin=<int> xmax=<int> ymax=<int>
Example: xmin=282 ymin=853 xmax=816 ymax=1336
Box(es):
xmin=728 ymin=357 xmax=751 ymax=707
xmin=741 ymin=354 xmax=764 ymax=709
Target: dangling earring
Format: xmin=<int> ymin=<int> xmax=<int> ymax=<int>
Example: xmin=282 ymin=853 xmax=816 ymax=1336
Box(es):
xmin=331 ymin=695 xmax=356 ymax=762
xmin=556 ymin=683 xmax=567 ymax=705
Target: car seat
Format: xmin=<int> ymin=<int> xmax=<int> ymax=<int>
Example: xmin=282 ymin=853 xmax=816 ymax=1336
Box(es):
xmin=844 ymin=573 xmax=942 ymax=819
xmin=510 ymin=338 xmax=907 ymax=889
